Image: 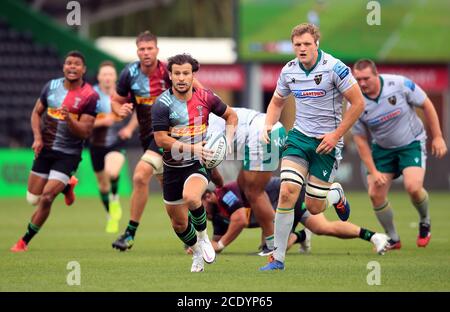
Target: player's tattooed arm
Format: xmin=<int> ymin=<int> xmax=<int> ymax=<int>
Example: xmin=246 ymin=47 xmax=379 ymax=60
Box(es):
xmin=30 ymin=99 xmax=46 ymax=156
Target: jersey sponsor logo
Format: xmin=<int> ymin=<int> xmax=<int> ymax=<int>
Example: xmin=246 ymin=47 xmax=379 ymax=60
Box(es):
xmin=47 ymin=108 xmax=79 ymax=120
xmin=333 ymin=61 xmax=349 ymax=80
xmin=222 ymin=191 xmax=239 ymax=207
xmin=367 ymin=108 xmax=401 ymax=126
xmin=288 ymin=61 xmax=296 ymax=67
xmin=314 ymin=74 xmax=322 ymax=85
xmin=196 ymin=105 xmax=204 ymax=117
xmin=135 ymin=95 xmax=157 ymax=105
xmin=322 ymin=170 xmax=328 ymax=177
xmin=73 ymin=97 xmax=81 ymax=109
xmin=170 ymin=124 xmax=206 ymax=137
xmin=292 ymin=89 xmax=326 ymax=99
xmin=404 ymin=78 xmax=416 ymax=91
xmin=388 ymin=95 xmax=397 ymax=105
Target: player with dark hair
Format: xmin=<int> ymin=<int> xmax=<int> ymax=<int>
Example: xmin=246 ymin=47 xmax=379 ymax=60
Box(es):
xmin=152 ymin=53 xmax=238 ymax=272
xmin=11 ymin=51 xmax=98 ymax=252
xmin=111 ymin=31 xmax=171 ymax=250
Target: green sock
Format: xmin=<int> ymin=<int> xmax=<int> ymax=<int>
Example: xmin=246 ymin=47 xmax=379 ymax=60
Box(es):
xmin=190 ymin=206 xmax=207 ymax=232
xmin=176 ymin=223 xmax=197 ymax=246
xmin=294 ymin=230 xmax=306 ymax=244
xmin=359 ymin=228 xmax=375 ymax=241
xmin=100 ymin=191 xmax=109 ymax=213
xmin=111 ymin=177 xmax=119 ymax=196
xmin=125 ymin=220 xmax=139 ymax=238
xmin=22 ymin=222 xmax=40 ymax=244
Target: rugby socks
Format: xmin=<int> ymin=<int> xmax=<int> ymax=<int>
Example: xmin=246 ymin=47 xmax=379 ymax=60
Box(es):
xmin=125 ymin=220 xmax=139 ymax=238
xmin=373 ymin=201 xmax=400 ymax=242
xmin=190 ymin=206 xmax=207 ymax=232
xmin=359 ymin=228 xmax=375 ymax=241
xmin=176 ymin=222 xmax=197 ymax=247
xmin=273 ymin=207 xmax=295 ymax=263
xmin=100 ymin=191 xmax=109 ymax=213
xmin=22 ymin=222 xmax=40 ymax=244
xmin=412 ymin=189 xmax=430 ymax=224
xmin=111 ymin=177 xmax=119 ymax=197
xmin=293 ymin=230 xmax=306 ymax=244
xmin=265 ymin=234 xmax=274 ymax=250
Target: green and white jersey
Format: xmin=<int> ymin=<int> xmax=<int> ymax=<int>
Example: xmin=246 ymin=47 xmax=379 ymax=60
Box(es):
xmin=276 ymin=50 xmax=356 ymax=147
xmin=351 ymin=74 xmax=427 ymax=149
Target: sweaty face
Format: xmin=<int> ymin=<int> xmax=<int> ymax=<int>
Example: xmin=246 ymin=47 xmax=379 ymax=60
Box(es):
xmin=292 ymin=33 xmax=318 ymax=68
xmin=137 ymin=40 xmax=159 ymax=68
xmin=353 ymin=67 xmax=379 ymax=96
xmin=63 ymin=56 xmax=86 ymax=82
xmin=170 ymin=63 xmax=194 ymax=94
xmin=97 ymin=65 xmax=117 ymax=90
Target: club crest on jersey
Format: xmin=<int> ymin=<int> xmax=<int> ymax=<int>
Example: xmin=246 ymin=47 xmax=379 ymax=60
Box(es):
xmin=388 ymin=95 xmax=397 ymax=105
xmin=314 ymin=74 xmax=322 ymax=85
xmin=73 ymin=97 xmax=81 ymax=109
xmin=196 ymin=105 xmax=203 ymax=117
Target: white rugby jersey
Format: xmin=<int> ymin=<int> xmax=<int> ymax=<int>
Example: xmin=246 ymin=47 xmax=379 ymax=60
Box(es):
xmin=351 ymin=74 xmax=427 ymax=148
xmin=276 ymin=50 xmax=357 ymax=142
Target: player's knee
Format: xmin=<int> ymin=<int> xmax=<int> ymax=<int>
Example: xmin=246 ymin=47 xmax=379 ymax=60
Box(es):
xmin=26 ymin=191 xmax=40 ymax=206
xmin=368 ymin=189 xmax=385 ymax=206
xmin=172 ymin=219 xmax=188 ymax=233
xmin=305 ymin=198 xmax=325 ymax=215
xmin=279 ymin=187 xmax=297 ymax=205
xmin=133 ymin=170 xmax=149 ymax=187
xmin=183 ymin=193 xmax=201 ymax=209
xmin=40 ymin=191 xmax=56 ymax=206
xmin=405 ymin=182 xmax=421 ymax=197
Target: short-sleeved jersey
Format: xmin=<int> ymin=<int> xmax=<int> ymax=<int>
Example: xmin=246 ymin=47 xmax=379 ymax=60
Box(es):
xmin=151 ymin=88 xmax=228 ymax=167
xmin=208 ymin=107 xmax=260 ymax=150
xmin=351 ymin=74 xmax=427 ymax=149
xmin=39 ymin=78 xmax=98 ymax=155
xmin=276 ymin=50 xmax=356 ymax=146
xmin=90 ymin=85 xmax=128 ymax=147
xmin=116 ymin=60 xmax=170 ymax=147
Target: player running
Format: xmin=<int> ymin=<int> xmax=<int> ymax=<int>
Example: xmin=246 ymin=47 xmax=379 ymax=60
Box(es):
xmin=90 ymin=61 xmax=135 ymax=233
xmin=208 ymin=107 xmax=287 ymax=255
xmin=260 ymin=23 xmax=365 ymax=271
xmin=111 ymin=31 xmax=171 ymax=250
xmin=152 ymin=54 xmax=237 ymax=272
xmin=351 ymin=59 xmax=447 ymax=249
xmin=11 ymin=51 xmax=98 ymax=252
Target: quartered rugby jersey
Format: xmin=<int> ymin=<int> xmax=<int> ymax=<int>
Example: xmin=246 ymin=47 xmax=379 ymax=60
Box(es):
xmin=151 ymin=88 xmax=227 ymax=167
xmin=116 ymin=60 xmax=170 ymax=145
xmin=40 ymin=78 xmax=98 ymax=155
xmin=90 ymin=85 xmax=128 ymax=147
xmin=351 ymin=74 xmax=427 ymax=149
xmin=276 ymin=49 xmax=356 ymax=146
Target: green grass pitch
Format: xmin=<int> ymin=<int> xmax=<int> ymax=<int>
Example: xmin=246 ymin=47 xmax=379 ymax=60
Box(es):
xmin=1 ymin=192 xmax=449 ymax=291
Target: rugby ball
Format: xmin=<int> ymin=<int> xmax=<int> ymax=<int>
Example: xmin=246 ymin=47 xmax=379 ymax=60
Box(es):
xmin=203 ymin=133 xmax=227 ymax=169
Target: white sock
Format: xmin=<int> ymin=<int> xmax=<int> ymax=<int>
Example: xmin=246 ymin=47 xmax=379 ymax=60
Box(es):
xmin=273 ymin=208 xmax=295 ymax=263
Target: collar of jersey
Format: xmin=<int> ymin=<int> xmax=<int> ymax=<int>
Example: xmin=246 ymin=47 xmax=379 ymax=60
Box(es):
xmin=298 ymin=49 xmax=322 ymax=76
xmin=363 ymin=76 xmax=384 ymax=103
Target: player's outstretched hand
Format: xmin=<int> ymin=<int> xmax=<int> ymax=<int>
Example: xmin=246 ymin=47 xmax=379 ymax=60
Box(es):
xmin=118 ymin=103 xmax=133 ymax=119
xmin=261 ymin=124 xmax=273 ymax=144
xmin=432 ymin=136 xmax=448 ymax=159
xmin=31 ymin=137 xmax=43 ymax=158
xmin=316 ymin=132 xmax=339 ymax=154
xmin=372 ymin=170 xmax=387 ymax=186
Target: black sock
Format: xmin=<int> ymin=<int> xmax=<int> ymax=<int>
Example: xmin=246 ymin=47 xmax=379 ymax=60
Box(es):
xmin=62 ymin=184 xmax=70 ymax=195
xmin=111 ymin=177 xmax=119 ymax=196
xmin=100 ymin=191 xmax=109 ymax=213
xmin=125 ymin=220 xmax=139 ymax=238
xmin=359 ymin=228 xmax=375 ymax=241
xmin=22 ymin=222 xmax=40 ymax=244
xmin=176 ymin=223 xmax=197 ymax=247
xmin=189 ymin=206 xmax=207 ymax=232
xmin=294 ymin=230 xmax=306 ymax=244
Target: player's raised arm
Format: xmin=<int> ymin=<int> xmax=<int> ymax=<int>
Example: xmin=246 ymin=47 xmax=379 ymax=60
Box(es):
xmin=111 ymin=91 xmax=133 ymax=119
xmin=220 ymin=106 xmax=238 ymax=151
xmin=421 ymin=97 xmax=448 ymax=158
